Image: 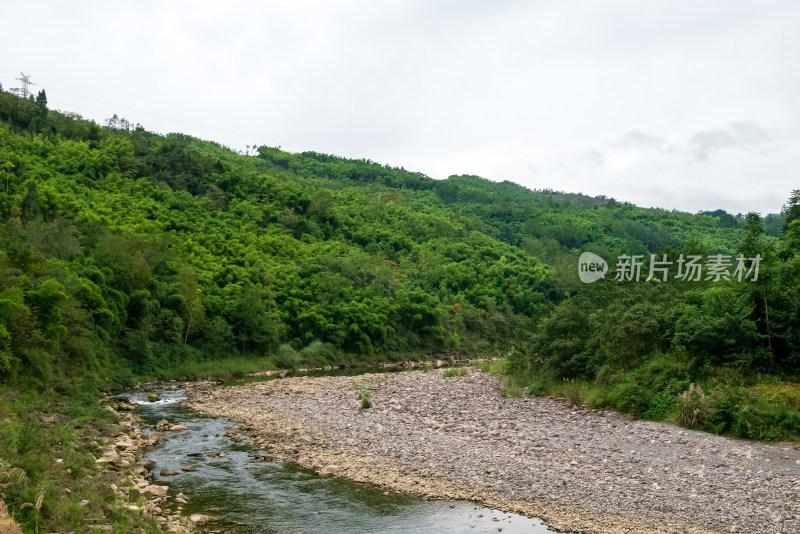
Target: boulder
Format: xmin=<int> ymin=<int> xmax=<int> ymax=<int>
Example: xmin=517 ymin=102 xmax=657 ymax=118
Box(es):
xmin=154 ymin=419 xmax=171 ymax=432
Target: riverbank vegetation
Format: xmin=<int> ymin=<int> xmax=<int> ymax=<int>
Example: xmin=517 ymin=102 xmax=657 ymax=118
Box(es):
xmin=1 ymin=86 xmax=799 ymax=530
xmin=504 ymin=207 xmax=800 ymax=441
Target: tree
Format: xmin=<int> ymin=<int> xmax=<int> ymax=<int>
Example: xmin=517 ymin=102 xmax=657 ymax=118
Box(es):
xmin=1 ymin=162 xmax=14 ymax=194
xmin=739 ymin=211 xmax=774 ymax=351
xmin=177 ymin=265 xmax=204 ymax=344
xmin=35 ymin=89 xmax=47 ymax=113
xmin=782 ymin=189 xmax=800 ymax=235
xmin=739 ymin=212 xmax=766 ymax=258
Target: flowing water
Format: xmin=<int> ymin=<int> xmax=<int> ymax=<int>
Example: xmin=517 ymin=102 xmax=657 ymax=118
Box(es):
xmin=124 ymin=384 xmax=559 ymax=534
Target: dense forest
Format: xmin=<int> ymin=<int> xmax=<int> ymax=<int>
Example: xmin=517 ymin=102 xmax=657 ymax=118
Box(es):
xmin=3 ymin=89 xmax=782 ymax=383
xmin=1 ymin=87 xmax=799 ymax=530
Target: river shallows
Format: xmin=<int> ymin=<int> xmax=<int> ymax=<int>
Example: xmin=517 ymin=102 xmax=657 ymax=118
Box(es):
xmin=127 ymin=386 xmax=558 ymax=533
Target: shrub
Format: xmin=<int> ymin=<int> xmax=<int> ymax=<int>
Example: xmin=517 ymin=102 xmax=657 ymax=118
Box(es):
xmin=562 ymin=381 xmax=583 ymax=407
xmin=442 ymin=367 xmax=469 ymax=378
xmin=643 ymin=391 xmax=675 ymax=421
xmin=273 ymin=344 xmax=302 ymax=369
xmin=526 ymin=376 xmax=546 ymax=396
xmin=731 ymin=399 xmax=800 ymax=442
xmin=675 ymin=383 xmax=711 ymax=429
xmin=357 ymin=389 xmax=372 ymax=409
xmin=604 ymin=380 xmax=654 ymax=416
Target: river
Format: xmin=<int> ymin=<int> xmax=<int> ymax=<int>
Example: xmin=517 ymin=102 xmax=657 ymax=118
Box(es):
xmin=124 ymin=383 xmax=559 ymax=533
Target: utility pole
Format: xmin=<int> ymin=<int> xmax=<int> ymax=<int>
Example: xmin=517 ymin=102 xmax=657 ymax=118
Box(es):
xmin=13 ymin=72 xmax=35 ymax=99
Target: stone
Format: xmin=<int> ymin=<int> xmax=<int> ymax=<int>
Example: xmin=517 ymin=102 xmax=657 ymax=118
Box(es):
xmin=142 ymin=485 xmax=169 ymax=499
xmin=154 ymin=419 xmax=171 ymax=431
xmin=142 ymin=459 xmax=157 ymax=471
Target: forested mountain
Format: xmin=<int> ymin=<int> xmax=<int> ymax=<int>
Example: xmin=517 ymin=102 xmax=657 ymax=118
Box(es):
xmin=0 ymin=89 xmax=796 ymax=389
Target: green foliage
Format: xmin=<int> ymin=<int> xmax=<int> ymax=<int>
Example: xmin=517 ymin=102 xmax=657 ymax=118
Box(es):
xmin=731 ymin=401 xmax=800 ymax=442
xmin=561 ymin=380 xmax=584 ymax=407
xmin=357 ymin=389 xmax=373 ymax=409
xmin=442 ymin=367 xmax=470 ymax=378
xmin=674 ymin=383 xmax=711 ymax=428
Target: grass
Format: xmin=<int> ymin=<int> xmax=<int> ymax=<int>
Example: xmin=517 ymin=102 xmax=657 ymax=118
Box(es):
xmin=442 ymin=367 xmax=470 ymax=378
xmin=0 ymin=381 xmax=165 ymax=533
xmin=358 ymin=390 xmax=373 ymax=409
xmin=141 ymin=354 xmax=278 ymax=382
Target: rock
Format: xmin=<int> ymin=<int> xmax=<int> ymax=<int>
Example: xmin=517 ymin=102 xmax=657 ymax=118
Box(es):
xmin=144 ymin=433 xmax=165 ymax=447
xmin=189 ymin=514 xmax=213 ymax=524
xmin=142 ymin=484 xmax=169 ymax=499
xmin=99 ymin=470 xmax=121 ymax=483
xmin=169 ymin=424 xmax=189 ymax=432
xmin=117 ymin=403 xmax=139 ymax=411
xmin=180 ymin=464 xmax=196 ymax=472
xmin=39 ymin=414 xmax=55 ymax=425
xmin=159 ymin=468 xmax=179 ymax=476
xmin=95 ymin=447 xmax=119 ymax=464
xmin=115 ymin=435 xmax=136 ymax=451
xmin=186 ymin=452 xmax=204 ymax=457
xmin=154 ymin=419 xmax=171 ymax=431
xmin=147 ymin=391 xmax=160 ymax=402
xmin=142 ymin=459 xmax=157 ymax=471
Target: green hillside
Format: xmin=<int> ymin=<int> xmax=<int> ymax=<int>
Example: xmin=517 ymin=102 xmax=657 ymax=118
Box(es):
xmin=3 ymin=89 xmax=781 ymax=384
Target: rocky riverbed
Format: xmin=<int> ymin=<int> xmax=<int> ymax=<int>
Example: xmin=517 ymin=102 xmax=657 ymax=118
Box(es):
xmin=183 ymin=369 xmax=800 ymax=534
xmin=97 ymin=400 xmax=196 ymax=533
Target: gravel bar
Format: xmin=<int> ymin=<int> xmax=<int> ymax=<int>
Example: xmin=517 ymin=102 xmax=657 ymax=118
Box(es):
xmin=184 ymin=369 xmax=800 ymax=534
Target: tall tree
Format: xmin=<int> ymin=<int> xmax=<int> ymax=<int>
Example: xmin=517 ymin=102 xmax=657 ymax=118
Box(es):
xmin=782 ymin=189 xmax=800 ymax=235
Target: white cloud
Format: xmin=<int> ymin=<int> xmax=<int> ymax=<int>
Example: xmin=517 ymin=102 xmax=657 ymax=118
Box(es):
xmin=688 ymin=122 xmax=772 ymax=161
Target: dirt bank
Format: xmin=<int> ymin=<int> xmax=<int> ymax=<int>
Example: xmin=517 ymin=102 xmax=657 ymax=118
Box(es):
xmin=184 ymin=369 xmax=800 ymax=534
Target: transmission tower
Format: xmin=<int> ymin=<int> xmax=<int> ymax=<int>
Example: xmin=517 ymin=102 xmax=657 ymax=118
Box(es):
xmin=13 ymin=72 xmax=35 ymax=99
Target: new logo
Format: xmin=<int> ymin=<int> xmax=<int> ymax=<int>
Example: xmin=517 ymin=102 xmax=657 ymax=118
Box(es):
xmin=578 ymin=252 xmax=608 ymax=283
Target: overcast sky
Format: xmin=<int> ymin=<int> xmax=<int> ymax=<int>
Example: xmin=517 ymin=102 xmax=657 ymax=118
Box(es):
xmin=2 ymin=1 xmax=798 ymax=214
